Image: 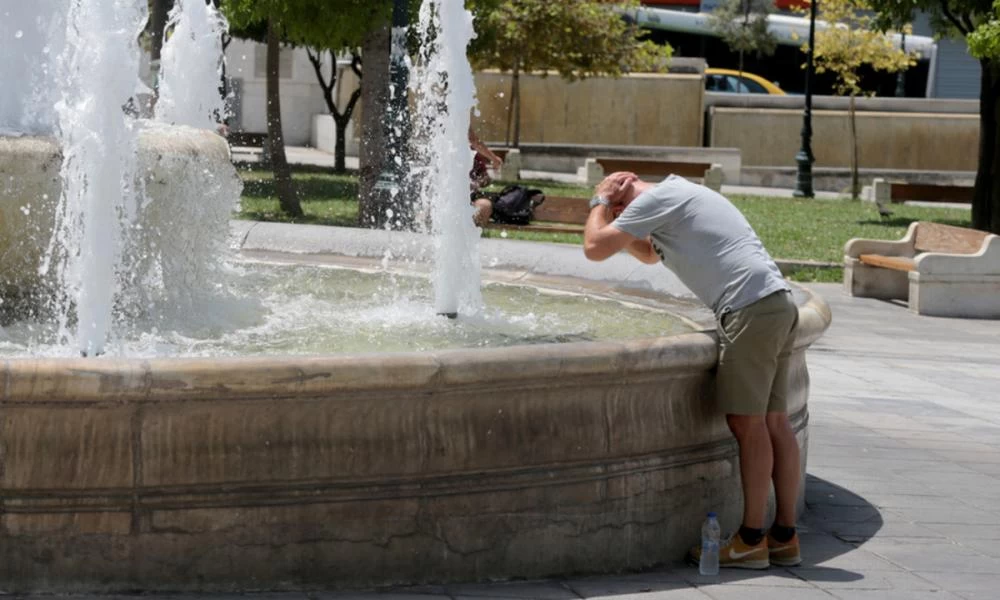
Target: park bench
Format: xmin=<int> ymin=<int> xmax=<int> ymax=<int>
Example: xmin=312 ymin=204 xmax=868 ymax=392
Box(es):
xmin=579 ymin=157 xmax=725 ymax=191
xmin=484 ymin=195 xmax=589 ymax=235
xmin=843 ymin=221 xmax=1000 ymax=318
xmin=890 ymin=181 xmax=973 ymax=204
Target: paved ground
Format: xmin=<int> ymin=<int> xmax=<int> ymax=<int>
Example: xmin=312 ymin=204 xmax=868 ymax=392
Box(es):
xmin=27 ymin=283 xmax=1000 ymax=598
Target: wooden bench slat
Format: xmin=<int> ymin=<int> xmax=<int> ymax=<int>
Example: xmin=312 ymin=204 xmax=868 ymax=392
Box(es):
xmin=532 ymin=196 xmax=590 ymax=225
xmin=858 ymin=254 xmax=917 ymax=271
xmin=595 ymin=158 xmax=711 ymax=178
xmin=485 ymin=223 xmax=583 ymax=235
xmin=889 ymin=183 xmax=973 ymax=204
xmin=914 ymin=222 xmax=990 ymax=255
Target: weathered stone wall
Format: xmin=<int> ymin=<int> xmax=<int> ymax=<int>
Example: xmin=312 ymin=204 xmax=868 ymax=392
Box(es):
xmin=472 ymin=71 xmax=705 ymax=148
xmin=708 ymin=107 xmax=979 ymax=170
xmin=0 ymin=242 xmax=833 ymax=592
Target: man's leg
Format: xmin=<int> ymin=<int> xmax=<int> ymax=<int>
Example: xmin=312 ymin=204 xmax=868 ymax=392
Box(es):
xmin=472 ymin=197 xmax=492 ymax=227
xmin=726 ymin=414 xmax=774 ymax=530
xmin=766 ymin=411 xmax=800 ymax=528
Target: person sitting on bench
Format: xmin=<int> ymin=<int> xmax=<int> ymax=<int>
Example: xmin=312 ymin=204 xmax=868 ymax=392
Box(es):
xmin=468 ymin=128 xmax=503 ymax=227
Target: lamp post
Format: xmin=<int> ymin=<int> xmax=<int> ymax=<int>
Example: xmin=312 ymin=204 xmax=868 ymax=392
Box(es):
xmin=793 ymin=0 xmax=817 ymax=198
xmin=895 ymin=29 xmax=907 ymax=97
xmin=374 ymin=0 xmax=411 ymax=228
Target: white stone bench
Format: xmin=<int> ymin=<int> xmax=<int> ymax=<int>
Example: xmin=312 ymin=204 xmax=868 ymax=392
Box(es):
xmin=578 ymin=157 xmax=725 ymax=192
xmin=844 ymin=221 xmax=1000 ymax=318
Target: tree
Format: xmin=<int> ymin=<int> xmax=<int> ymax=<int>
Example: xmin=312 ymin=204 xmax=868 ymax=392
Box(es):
xmin=870 ymin=0 xmax=998 ymax=233
xmin=469 ymin=0 xmax=672 ymax=147
xmin=223 ymin=0 xmax=394 ymax=223
xmin=709 ymin=0 xmax=778 ymax=87
xmin=357 ymin=19 xmax=393 ymax=229
xmin=805 ymin=0 xmax=913 ymax=199
xmin=306 ymin=50 xmax=362 ymax=173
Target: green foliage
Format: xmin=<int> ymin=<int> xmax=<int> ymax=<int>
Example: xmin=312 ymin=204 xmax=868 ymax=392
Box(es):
xmin=220 ymin=0 xmax=389 ymax=50
xmin=802 ymin=0 xmax=914 ymax=97
xmin=468 ymin=0 xmax=672 ymax=79
xmin=969 ymin=0 xmax=1000 ymax=59
xmin=709 ymin=0 xmax=778 ymax=61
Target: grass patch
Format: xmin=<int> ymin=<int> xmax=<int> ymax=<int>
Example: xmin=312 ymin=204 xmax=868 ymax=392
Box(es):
xmin=236 ymin=168 xmax=970 ymax=282
xmin=237 ymin=166 xmax=358 ymax=227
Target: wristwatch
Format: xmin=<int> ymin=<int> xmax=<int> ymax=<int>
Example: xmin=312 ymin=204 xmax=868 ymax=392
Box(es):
xmin=589 ymin=195 xmax=609 ymax=209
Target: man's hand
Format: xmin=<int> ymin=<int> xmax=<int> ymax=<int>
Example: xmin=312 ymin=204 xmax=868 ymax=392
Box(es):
xmin=594 ymin=171 xmax=637 ymax=205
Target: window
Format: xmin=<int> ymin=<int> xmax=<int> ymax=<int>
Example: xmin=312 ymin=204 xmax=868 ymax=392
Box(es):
xmin=726 ymin=75 xmax=768 ymax=94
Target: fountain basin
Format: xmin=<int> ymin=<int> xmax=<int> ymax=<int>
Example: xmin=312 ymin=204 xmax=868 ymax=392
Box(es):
xmin=0 ymin=224 xmax=831 ymax=592
xmin=0 ymin=126 xmax=239 ymax=302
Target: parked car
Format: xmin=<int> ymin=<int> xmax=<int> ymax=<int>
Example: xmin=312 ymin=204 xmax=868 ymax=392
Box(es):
xmin=705 ymin=68 xmax=786 ymax=95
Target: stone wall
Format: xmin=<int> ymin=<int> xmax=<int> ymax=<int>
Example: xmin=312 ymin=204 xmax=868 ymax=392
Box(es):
xmin=472 ymin=71 xmax=705 ymax=148
xmin=708 ymin=107 xmax=979 ymax=170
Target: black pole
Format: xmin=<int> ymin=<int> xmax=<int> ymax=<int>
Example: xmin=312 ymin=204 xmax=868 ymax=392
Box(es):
xmin=374 ymin=0 xmax=411 ymax=228
xmin=895 ymin=31 xmax=907 ymax=97
xmin=388 ymin=0 xmax=410 ymax=175
xmin=793 ymin=0 xmax=817 ymax=198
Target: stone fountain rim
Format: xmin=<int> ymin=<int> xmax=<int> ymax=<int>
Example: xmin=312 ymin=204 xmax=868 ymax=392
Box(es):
xmin=0 ymin=222 xmax=832 ymax=404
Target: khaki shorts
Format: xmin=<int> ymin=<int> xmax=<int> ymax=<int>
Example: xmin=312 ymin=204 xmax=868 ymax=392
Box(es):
xmin=716 ymin=290 xmax=799 ymax=415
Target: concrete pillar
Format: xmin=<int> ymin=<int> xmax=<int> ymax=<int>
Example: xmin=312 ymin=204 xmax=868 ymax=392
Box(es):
xmin=578 ymin=158 xmax=605 ymax=187
xmin=873 ymin=178 xmax=892 ymax=207
xmin=499 ymin=148 xmax=522 ymax=181
xmin=704 ymin=164 xmax=724 ymax=192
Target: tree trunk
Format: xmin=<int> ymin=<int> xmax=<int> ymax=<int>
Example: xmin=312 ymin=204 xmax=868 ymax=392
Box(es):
xmin=505 ymin=71 xmax=515 ymax=147
xmin=738 ymin=50 xmax=745 ymax=94
xmin=358 ymin=21 xmax=392 ymax=229
xmin=149 ymin=0 xmax=171 ymax=100
xmin=512 ymin=62 xmax=522 ymax=148
xmin=266 ymin=18 xmax=302 ymax=218
xmin=334 ymin=116 xmax=349 ymax=173
xmin=973 ymin=60 xmax=1000 ymax=233
xmin=849 ymin=94 xmax=859 ymax=200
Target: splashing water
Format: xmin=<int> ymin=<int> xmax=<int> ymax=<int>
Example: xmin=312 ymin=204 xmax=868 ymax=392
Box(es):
xmin=43 ymin=0 xmax=149 ymax=356
xmin=410 ymin=0 xmax=483 ymax=317
xmin=156 ymin=0 xmax=229 ymax=129
xmin=0 ymin=1 xmax=68 ymax=135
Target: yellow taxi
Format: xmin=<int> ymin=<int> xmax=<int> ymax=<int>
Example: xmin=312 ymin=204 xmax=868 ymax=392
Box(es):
xmin=705 ymin=68 xmax=786 ymax=95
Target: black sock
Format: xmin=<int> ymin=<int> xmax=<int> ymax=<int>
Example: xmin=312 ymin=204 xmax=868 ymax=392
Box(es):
xmin=770 ymin=524 xmax=796 ymax=543
xmin=738 ymin=525 xmax=765 ymax=546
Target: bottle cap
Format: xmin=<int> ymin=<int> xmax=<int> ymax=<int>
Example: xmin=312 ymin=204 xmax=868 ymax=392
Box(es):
xmin=707 ymin=512 xmax=717 ymax=518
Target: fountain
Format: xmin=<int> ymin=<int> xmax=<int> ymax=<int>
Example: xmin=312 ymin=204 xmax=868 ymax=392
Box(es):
xmin=0 ymin=0 xmax=831 ymax=593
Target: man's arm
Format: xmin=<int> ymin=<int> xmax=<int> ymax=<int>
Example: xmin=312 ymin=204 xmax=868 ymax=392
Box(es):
xmin=626 ymin=238 xmax=659 ymax=264
xmin=583 ymin=204 xmax=637 ymax=262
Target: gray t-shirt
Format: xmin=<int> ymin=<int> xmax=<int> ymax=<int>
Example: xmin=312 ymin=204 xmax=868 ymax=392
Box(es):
xmin=612 ymin=175 xmax=789 ymax=317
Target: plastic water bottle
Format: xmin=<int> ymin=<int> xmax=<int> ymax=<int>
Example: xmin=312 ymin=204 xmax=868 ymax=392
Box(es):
xmin=699 ymin=512 xmax=721 ymax=575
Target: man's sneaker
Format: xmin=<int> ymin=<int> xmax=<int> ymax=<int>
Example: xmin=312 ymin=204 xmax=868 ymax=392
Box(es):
xmin=689 ymin=533 xmax=769 ymax=570
xmin=767 ymin=530 xmax=802 ymax=567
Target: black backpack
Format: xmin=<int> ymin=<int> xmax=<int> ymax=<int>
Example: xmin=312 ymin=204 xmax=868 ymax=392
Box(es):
xmin=491 ymin=185 xmax=545 ymax=225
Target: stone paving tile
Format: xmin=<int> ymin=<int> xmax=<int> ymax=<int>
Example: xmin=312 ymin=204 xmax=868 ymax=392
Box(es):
xmin=815 ymin=521 xmax=946 ymax=543
xmin=879 ymin=505 xmax=999 ymax=526
xmin=697 ymin=586 xmax=835 ymax=600
xmin=678 ymin=568 xmax=817 ymax=588
xmin=320 ymin=595 xmax=451 ymax=600
xmin=924 ymin=523 xmax=1000 ymax=540
xmin=827 ymin=591 xmax=963 ymax=600
xmin=860 ymin=539 xmax=998 ymax=574
xmin=446 ymin=581 xmax=579 ymax=599
xmin=564 ymin=575 xmax=703 ymax=599
xmin=853 ymin=493 xmax=960 ymax=510
xmin=792 ymin=568 xmax=942 ymax=592
xmin=911 ymin=571 xmax=1000 ymax=593
xmin=955 ymin=538 xmax=1000 ymax=559
xmin=546 ymin=588 xmax=710 ymax=600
